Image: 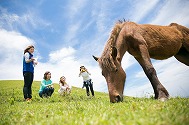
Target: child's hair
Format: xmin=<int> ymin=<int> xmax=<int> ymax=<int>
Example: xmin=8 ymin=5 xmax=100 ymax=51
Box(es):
xmin=59 ymin=76 xmax=66 ymax=86
xmin=80 ymin=66 xmax=86 ymax=71
xmin=24 ymin=45 xmax=34 ymax=54
xmin=43 ymin=71 xmax=51 ymax=80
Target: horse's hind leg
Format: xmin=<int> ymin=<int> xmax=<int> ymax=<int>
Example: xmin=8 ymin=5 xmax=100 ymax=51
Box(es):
xmin=133 ymin=43 xmax=169 ymax=101
xmin=174 ymin=42 xmax=189 ymax=66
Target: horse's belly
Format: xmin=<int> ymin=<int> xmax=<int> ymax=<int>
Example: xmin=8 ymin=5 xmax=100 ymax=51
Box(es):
xmin=148 ymin=40 xmax=182 ymax=60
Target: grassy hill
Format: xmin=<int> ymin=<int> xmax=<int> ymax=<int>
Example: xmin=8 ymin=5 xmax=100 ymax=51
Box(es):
xmin=0 ymin=80 xmax=188 ymax=125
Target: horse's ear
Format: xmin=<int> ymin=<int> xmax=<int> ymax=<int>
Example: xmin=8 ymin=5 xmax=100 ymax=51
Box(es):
xmin=93 ymin=55 xmax=99 ymax=61
xmin=111 ymin=46 xmax=117 ymax=60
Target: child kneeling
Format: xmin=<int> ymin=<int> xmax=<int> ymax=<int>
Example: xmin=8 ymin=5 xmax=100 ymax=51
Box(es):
xmin=58 ymin=76 xmax=71 ymax=95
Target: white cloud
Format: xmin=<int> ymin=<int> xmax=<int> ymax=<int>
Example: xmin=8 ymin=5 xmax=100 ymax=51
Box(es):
xmin=125 ymin=82 xmax=153 ymax=97
xmin=0 ymin=29 xmax=35 ymax=62
xmin=62 ymin=22 xmax=82 ymax=46
xmin=0 ymin=7 xmax=50 ymax=32
xmin=95 ymin=3 xmax=109 ymax=32
xmin=124 ymin=57 xmax=189 ymax=97
xmin=48 ymin=47 xmax=76 ymax=63
xmin=122 ymin=53 xmax=136 ymax=70
xmin=153 ymin=58 xmax=189 ymax=97
xmin=129 ymin=0 xmax=159 ymax=22
xmin=64 ymin=0 xmax=88 ymax=20
xmin=0 ymin=29 xmax=34 ymax=80
xmin=151 ymin=0 xmax=189 ymax=26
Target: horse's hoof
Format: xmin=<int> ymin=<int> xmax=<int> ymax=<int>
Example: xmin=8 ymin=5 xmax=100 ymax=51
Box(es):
xmin=159 ymin=97 xmax=168 ymax=102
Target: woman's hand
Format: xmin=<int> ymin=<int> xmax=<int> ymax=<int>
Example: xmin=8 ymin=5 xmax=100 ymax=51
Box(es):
xmin=30 ymin=58 xmax=35 ymax=62
xmin=34 ymin=61 xmax=38 ymax=65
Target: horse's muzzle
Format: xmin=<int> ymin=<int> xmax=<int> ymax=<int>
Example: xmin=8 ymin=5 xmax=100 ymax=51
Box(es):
xmin=111 ymin=95 xmax=123 ymax=103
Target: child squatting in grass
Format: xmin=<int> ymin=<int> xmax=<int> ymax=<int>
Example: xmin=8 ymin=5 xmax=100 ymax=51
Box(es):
xmin=58 ymin=76 xmax=72 ymax=95
xmin=39 ymin=71 xmax=54 ymax=98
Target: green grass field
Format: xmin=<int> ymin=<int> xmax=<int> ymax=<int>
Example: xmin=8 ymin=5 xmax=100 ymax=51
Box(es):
xmin=0 ymin=80 xmax=188 ymax=125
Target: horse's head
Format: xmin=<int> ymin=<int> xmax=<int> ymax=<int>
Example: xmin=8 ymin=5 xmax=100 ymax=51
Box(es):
xmin=93 ymin=46 xmax=126 ymax=103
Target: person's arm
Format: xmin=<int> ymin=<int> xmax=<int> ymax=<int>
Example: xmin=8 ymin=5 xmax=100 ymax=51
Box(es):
xmin=50 ymin=83 xmax=53 ymax=87
xmin=86 ymin=70 xmax=91 ymax=75
xmin=49 ymin=80 xmax=54 ymax=87
xmin=79 ymin=71 xmax=81 ymax=77
xmin=24 ymin=53 xmax=35 ymax=63
xmin=41 ymin=80 xmax=49 ymax=87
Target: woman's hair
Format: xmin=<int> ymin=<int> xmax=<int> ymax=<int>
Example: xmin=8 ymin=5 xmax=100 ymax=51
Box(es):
xmin=59 ymin=76 xmax=66 ymax=86
xmin=43 ymin=71 xmax=51 ymax=80
xmin=24 ymin=45 xmax=34 ymax=54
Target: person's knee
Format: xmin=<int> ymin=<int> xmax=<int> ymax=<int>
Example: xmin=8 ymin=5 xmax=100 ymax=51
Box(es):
xmin=50 ymin=87 xmax=54 ymax=92
xmin=44 ymin=87 xmax=48 ymax=92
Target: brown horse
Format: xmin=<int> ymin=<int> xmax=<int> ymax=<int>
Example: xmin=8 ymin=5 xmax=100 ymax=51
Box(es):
xmin=93 ymin=21 xmax=189 ymax=103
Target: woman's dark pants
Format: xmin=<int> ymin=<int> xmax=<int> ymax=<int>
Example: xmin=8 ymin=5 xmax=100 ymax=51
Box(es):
xmin=23 ymin=72 xmax=33 ymax=99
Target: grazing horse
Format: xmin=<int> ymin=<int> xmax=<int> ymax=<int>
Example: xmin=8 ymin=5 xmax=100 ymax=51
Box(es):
xmin=93 ymin=21 xmax=189 ymax=103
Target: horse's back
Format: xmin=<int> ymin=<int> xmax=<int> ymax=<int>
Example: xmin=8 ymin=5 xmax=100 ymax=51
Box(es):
xmin=124 ymin=22 xmax=185 ymax=60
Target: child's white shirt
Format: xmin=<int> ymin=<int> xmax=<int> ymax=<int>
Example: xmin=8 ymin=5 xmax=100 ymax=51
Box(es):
xmin=80 ymin=72 xmax=91 ymax=81
xmin=60 ymin=84 xmax=71 ymax=90
xmin=58 ymin=83 xmax=71 ymax=95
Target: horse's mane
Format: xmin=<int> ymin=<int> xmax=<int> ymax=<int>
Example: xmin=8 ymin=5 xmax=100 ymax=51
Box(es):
xmin=99 ymin=20 xmax=127 ymax=71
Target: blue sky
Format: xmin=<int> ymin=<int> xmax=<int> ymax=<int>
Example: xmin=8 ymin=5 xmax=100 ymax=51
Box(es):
xmin=0 ymin=0 xmax=189 ymax=97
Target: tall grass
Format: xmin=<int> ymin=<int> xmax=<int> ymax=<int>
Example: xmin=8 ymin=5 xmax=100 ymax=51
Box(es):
xmin=0 ymin=80 xmax=188 ymax=125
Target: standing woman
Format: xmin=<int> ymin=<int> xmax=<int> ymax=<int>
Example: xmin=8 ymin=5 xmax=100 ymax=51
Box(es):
xmin=23 ymin=45 xmax=37 ymax=101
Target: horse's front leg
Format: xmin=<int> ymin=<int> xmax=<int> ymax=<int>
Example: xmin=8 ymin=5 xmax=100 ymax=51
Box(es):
xmin=134 ymin=44 xmax=169 ymax=101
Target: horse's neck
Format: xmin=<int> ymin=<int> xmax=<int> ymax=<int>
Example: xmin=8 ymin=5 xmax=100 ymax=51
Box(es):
xmin=102 ymin=22 xmax=126 ymax=61
xmin=114 ymin=31 xmax=128 ymax=62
